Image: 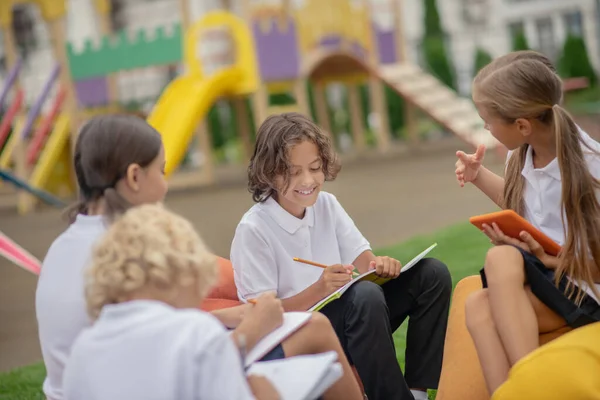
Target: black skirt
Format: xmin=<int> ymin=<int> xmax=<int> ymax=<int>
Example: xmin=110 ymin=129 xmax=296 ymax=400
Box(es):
xmin=480 ymin=246 xmax=600 ymax=328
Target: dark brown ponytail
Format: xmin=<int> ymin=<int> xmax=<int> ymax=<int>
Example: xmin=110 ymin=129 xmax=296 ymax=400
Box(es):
xmin=65 ymin=115 xmax=163 ymax=223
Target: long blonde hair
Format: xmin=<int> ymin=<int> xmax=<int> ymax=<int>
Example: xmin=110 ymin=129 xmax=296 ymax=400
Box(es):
xmin=474 ymin=58 xmax=600 ymax=304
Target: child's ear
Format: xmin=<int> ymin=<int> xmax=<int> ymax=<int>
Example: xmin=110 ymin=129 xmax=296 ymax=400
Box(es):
xmin=515 ymin=118 xmax=532 ymax=137
xmin=125 ymin=163 xmax=142 ymax=192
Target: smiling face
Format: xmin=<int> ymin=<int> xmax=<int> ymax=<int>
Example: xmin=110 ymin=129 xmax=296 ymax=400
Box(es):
xmin=275 ymin=140 xmax=325 ymax=218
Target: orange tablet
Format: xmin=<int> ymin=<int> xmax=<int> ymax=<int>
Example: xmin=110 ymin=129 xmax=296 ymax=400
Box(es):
xmin=470 ymin=210 xmax=562 ymax=256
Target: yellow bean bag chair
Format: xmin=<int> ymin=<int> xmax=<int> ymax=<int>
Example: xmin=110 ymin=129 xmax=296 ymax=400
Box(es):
xmin=493 ymin=321 xmax=600 ymax=399
xmin=435 ymin=276 xmax=572 ymax=400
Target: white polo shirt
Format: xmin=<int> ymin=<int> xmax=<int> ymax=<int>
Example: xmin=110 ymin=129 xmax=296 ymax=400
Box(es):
xmin=62 ymin=300 xmax=255 ymax=400
xmin=231 ymin=191 xmax=371 ymax=301
xmin=506 ymin=129 xmax=600 ymax=302
xmin=35 ymin=214 xmax=108 ymax=400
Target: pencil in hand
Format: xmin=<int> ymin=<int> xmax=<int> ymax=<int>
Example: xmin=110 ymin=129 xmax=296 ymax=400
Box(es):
xmin=293 ymin=258 xmax=360 ymax=278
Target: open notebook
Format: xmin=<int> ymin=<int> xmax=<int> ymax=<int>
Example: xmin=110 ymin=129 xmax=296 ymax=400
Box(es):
xmin=309 ymin=243 xmax=438 ymax=311
xmin=238 ymin=312 xmax=312 ymax=368
xmin=246 ymin=351 xmax=342 ymax=400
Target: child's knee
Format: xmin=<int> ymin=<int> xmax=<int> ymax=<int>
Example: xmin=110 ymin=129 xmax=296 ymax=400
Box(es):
xmin=420 ymin=258 xmax=452 ymax=296
xmin=484 ymin=246 xmax=525 ymax=284
xmin=350 ymin=281 xmax=386 ymax=309
xmin=465 ymin=289 xmax=494 ymax=332
xmin=308 ymin=311 xmax=334 ymax=332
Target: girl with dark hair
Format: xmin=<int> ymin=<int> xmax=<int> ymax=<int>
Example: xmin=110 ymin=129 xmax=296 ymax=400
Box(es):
xmin=36 ymin=114 xmax=168 ymax=400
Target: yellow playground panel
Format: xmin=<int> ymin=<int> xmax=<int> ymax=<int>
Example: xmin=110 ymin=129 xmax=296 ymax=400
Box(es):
xmin=147 ymin=11 xmax=259 ymax=178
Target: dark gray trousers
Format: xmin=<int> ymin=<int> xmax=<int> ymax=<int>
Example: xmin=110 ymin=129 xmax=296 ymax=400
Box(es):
xmin=319 ymin=258 xmax=452 ymax=400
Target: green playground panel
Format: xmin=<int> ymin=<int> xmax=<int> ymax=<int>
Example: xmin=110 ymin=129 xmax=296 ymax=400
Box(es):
xmin=67 ymin=24 xmax=184 ymax=80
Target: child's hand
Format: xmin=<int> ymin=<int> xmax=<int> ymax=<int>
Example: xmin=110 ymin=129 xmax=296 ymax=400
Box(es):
xmin=210 ymin=304 xmax=253 ymax=329
xmin=455 ymin=144 xmax=486 ymax=187
xmin=518 ymin=231 xmax=559 ymax=269
xmin=319 ymin=264 xmax=354 ymax=295
xmin=247 ymin=375 xmax=281 ymax=400
xmin=482 ymin=223 xmax=559 ymax=269
xmin=243 ymin=292 xmax=284 ymax=339
xmin=370 ymin=256 xmax=401 ymax=278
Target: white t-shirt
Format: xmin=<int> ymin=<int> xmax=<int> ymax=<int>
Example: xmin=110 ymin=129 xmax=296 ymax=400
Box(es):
xmin=231 ymin=191 xmax=371 ymax=301
xmin=35 ymin=214 xmax=107 ymax=400
xmin=62 ymin=300 xmax=255 ymax=400
xmin=506 ymin=129 xmax=600 ymax=302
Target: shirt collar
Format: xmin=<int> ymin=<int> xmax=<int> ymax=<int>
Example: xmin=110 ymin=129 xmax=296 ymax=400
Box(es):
xmin=522 ymin=145 xmax=561 ymax=182
xmin=260 ymin=196 xmax=315 ymax=234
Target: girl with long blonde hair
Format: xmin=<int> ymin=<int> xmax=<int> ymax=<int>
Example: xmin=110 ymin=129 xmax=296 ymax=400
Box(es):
xmin=455 ymin=52 xmax=600 ymax=395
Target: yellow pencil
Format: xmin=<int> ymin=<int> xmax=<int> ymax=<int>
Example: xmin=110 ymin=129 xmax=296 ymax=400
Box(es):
xmin=293 ymin=257 xmax=359 ymax=277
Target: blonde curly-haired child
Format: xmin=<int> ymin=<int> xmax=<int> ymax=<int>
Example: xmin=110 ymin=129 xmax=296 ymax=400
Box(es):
xmin=62 ymin=203 xmax=362 ymax=400
xmin=36 ymin=115 xmax=362 ymax=400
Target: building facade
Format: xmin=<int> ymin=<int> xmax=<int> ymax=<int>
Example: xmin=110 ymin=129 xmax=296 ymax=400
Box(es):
xmin=400 ymin=0 xmax=600 ymax=94
xmin=1 ymin=0 xmax=600 ymax=107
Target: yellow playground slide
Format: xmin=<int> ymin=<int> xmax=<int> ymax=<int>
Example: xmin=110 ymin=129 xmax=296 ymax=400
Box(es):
xmin=147 ymin=67 xmax=244 ymax=177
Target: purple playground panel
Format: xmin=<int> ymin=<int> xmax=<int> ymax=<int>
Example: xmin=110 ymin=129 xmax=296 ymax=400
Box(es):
xmin=252 ymin=18 xmax=300 ymax=82
xmin=374 ymin=24 xmax=398 ymax=65
xmin=251 ymin=16 xmax=397 ymax=83
xmin=75 ymin=77 xmax=109 ymax=108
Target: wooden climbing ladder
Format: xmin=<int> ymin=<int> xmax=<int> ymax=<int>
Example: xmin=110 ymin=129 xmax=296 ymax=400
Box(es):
xmin=378 ymin=63 xmax=500 ymax=150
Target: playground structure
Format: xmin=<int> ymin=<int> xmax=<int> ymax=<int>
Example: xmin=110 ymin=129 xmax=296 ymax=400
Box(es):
xmin=0 ymin=0 xmax=107 ymax=214
xmin=0 ymin=0 xmax=501 ymax=214
xmin=146 ymin=0 xmax=500 ymax=180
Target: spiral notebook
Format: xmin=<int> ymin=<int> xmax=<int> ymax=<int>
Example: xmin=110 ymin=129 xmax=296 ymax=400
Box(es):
xmin=308 ymin=243 xmax=438 ymax=311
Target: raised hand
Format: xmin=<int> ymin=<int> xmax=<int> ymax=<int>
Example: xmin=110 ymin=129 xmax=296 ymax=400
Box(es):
xmin=455 ymin=144 xmax=486 ymax=187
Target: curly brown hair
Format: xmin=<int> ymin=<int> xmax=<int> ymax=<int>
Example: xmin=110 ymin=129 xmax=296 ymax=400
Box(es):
xmin=247 ymin=112 xmax=341 ymax=202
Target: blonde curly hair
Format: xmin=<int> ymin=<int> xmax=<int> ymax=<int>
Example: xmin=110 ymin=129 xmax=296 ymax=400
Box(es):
xmin=85 ymin=203 xmax=218 ymax=320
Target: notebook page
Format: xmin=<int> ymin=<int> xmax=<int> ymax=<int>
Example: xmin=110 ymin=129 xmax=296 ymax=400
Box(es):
xmin=246 ymin=351 xmax=342 ymax=400
xmin=243 ymin=312 xmax=312 ymax=367
xmin=308 ymin=243 xmax=437 ymax=311
xmin=400 ymin=243 xmax=438 ymax=273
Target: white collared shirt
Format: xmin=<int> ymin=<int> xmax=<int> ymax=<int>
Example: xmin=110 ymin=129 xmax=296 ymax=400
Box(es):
xmin=506 ymin=129 xmax=600 ymax=302
xmin=36 ymin=214 xmax=108 ymax=400
xmin=231 ymin=191 xmax=371 ymax=301
xmin=62 ymin=300 xmax=255 ymax=400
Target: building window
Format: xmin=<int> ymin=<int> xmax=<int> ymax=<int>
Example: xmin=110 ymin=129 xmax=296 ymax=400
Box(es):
xmin=508 ymin=21 xmax=526 ymax=46
xmin=535 ymin=17 xmax=557 ymax=61
xmin=564 ymin=10 xmax=584 ymax=37
xmin=109 ymin=0 xmax=127 ymax=32
xmin=12 ymin=5 xmax=37 ymax=59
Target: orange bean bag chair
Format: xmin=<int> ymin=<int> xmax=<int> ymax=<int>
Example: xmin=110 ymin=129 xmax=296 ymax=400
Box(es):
xmin=435 ymin=275 xmax=573 ymax=400
xmin=200 ymin=257 xmax=243 ymax=312
xmin=201 ymin=257 xmax=365 ymax=393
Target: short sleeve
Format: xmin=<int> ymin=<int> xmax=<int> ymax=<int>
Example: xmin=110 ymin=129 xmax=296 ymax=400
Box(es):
xmin=196 ymin=327 xmax=256 ymax=400
xmin=230 ymin=222 xmax=278 ymax=301
xmin=330 ymin=194 xmax=371 ymax=265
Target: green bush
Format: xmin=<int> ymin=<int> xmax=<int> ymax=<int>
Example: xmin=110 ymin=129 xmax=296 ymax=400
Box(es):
xmin=473 ymin=48 xmax=493 ymax=75
xmin=386 ymin=86 xmax=405 ymax=138
xmin=423 ymin=36 xmax=455 ymax=89
xmin=424 ymin=0 xmax=443 ymax=37
xmin=422 ymin=0 xmax=455 ymax=89
xmin=512 ymin=31 xmax=529 ymax=51
xmin=558 ymin=34 xmax=597 ymax=86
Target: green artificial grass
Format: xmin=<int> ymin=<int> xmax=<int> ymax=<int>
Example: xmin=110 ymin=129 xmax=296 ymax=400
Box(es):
xmin=0 ymin=222 xmax=492 ymax=400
